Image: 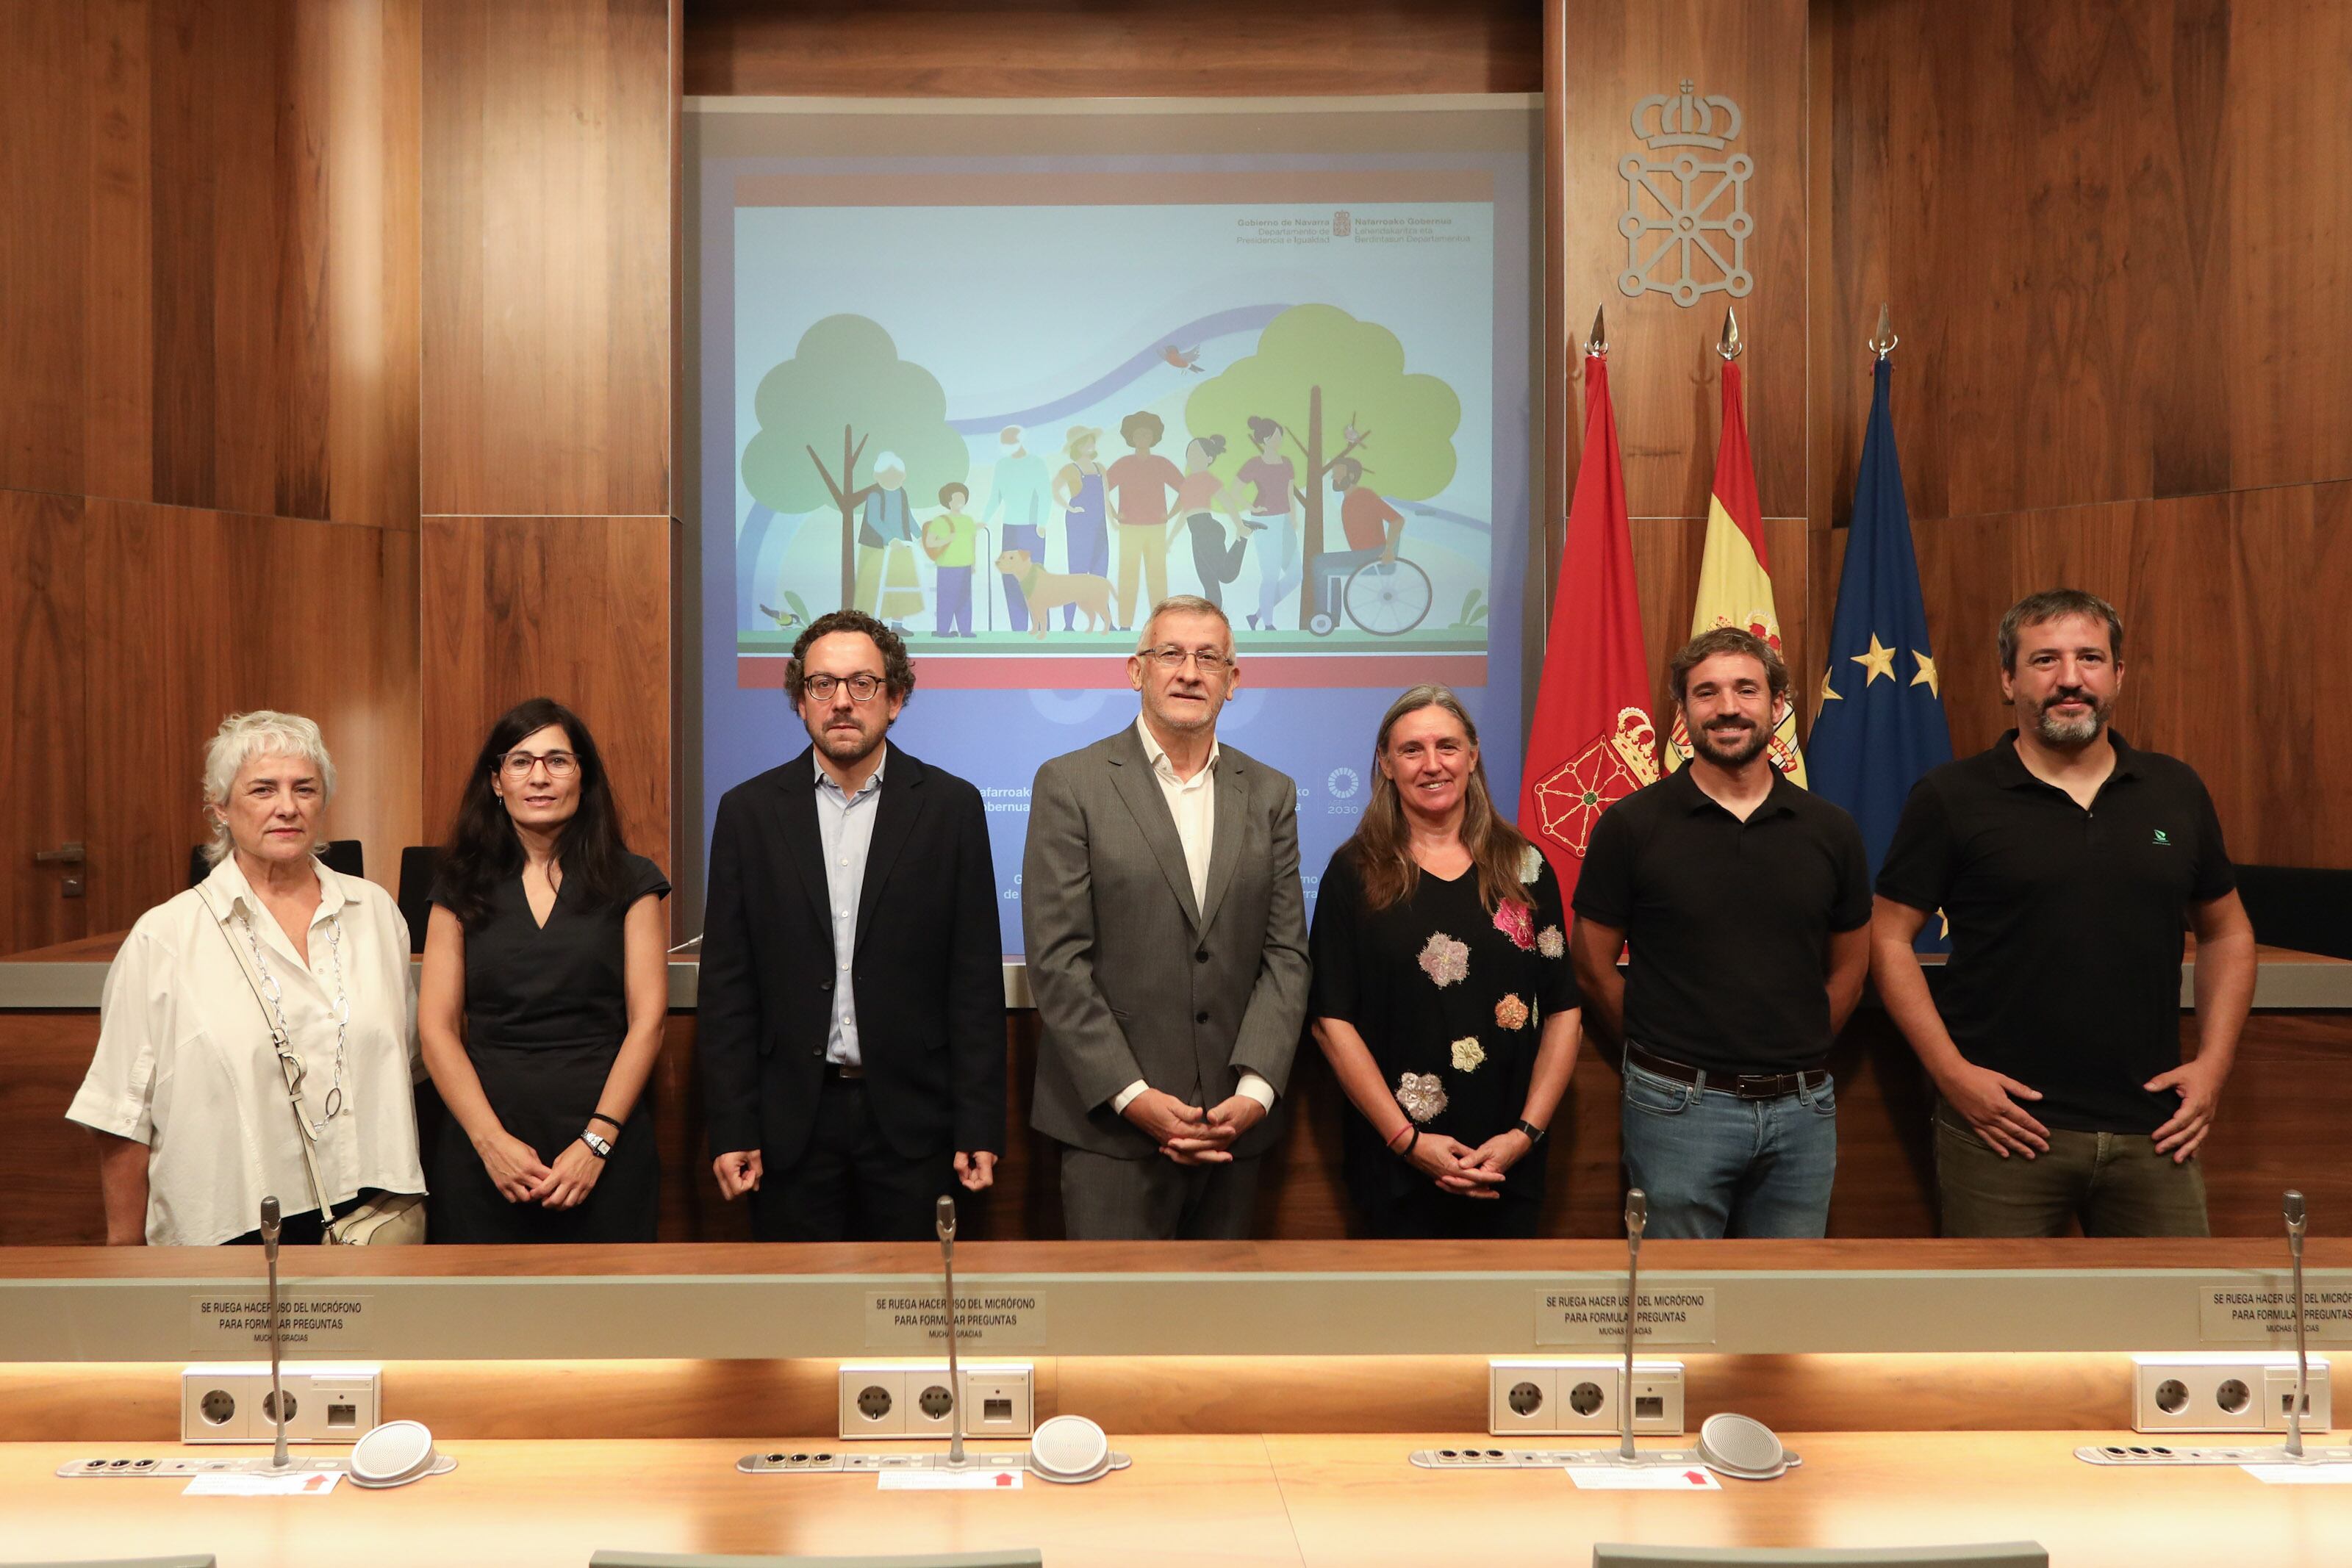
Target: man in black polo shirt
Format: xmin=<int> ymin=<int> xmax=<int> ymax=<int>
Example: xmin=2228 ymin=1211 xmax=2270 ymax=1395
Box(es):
xmin=1571 ymin=627 xmax=1872 ymax=1238
xmin=1872 ymin=589 xmax=2256 ymax=1237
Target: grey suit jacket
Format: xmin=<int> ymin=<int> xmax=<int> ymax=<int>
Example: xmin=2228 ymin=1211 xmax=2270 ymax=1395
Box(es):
xmin=1023 ymin=724 xmax=1311 ymax=1159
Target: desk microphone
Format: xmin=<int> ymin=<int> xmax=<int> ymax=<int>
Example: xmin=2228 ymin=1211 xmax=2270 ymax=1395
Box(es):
xmin=259 ymin=1196 xmax=290 ymax=1471
xmin=1620 ymin=1189 xmax=1647 ymax=1460
xmin=2286 ymin=1190 xmax=2309 ymax=1459
xmin=936 ymin=1195 xmax=967 ymax=1469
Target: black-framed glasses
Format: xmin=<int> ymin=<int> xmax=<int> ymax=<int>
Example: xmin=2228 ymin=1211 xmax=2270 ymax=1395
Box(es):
xmin=803 ymin=672 xmax=887 ymax=703
xmin=1143 ymin=646 xmax=1231 ymax=674
xmin=498 ymin=749 xmax=579 ymax=780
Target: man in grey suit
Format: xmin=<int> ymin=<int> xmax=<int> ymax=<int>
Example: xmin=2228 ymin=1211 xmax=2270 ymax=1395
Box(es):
xmin=1024 ymin=594 xmax=1311 ymax=1239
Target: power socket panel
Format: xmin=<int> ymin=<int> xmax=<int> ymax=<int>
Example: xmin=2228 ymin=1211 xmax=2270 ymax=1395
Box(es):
xmin=837 ymin=1362 xmax=1034 ymax=1441
xmin=180 ymin=1363 xmax=381 ymax=1445
xmin=1488 ymin=1358 xmax=1685 ymax=1437
xmin=2132 ymin=1353 xmax=2332 ymax=1434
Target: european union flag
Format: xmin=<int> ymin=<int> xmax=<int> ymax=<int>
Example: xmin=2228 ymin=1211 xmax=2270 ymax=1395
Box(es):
xmin=1807 ymin=356 xmax=1953 ymax=948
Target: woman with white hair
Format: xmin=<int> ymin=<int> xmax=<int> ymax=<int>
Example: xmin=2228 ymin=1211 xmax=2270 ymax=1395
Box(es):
xmin=67 ymin=711 xmax=426 ymax=1245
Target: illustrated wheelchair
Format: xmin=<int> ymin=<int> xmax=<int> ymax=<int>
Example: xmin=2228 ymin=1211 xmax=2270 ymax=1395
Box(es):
xmin=1307 ymin=554 xmax=1434 ymax=637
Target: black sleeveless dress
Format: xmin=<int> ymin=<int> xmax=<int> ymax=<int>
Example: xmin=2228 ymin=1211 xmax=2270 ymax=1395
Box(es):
xmin=429 ymin=855 xmax=669 ymax=1242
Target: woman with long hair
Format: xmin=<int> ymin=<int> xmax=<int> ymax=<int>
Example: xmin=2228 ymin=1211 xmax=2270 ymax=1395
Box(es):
xmin=1308 ymin=686 xmax=1582 ymax=1237
xmin=417 ymin=698 xmax=670 ymax=1241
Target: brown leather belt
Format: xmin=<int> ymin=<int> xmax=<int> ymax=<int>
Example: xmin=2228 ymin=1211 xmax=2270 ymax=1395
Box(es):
xmin=824 ymin=1061 xmax=864 ymax=1081
xmin=1626 ymin=1041 xmax=1827 ymax=1101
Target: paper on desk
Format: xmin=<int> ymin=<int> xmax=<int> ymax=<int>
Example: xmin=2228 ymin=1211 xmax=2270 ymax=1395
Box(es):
xmin=1568 ymin=1466 xmax=1720 ymax=1490
xmin=183 ymin=1471 xmax=342 ymax=1497
xmin=878 ymin=1469 xmax=1024 ymax=1490
xmin=2243 ymin=1464 xmax=2352 ymax=1484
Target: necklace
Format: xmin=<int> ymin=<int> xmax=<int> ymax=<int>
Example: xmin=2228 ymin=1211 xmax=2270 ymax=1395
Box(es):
xmin=237 ymin=910 xmax=350 ymax=1139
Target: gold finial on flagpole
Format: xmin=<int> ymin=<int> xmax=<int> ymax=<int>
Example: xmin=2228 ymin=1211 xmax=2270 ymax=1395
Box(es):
xmin=1585 ymin=306 xmax=1609 ymax=357
xmin=1717 ymin=303 xmax=1743 ymax=362
xmin=1868 ymin=303 xmax=1898 ymax=361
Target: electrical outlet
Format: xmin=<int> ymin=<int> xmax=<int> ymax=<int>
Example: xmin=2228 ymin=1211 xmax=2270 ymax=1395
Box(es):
xmin=2132 ymin=1353 xmax=2331 ymax=1434
xmin=838 ymin=1362 xmax=1035 ymax=1441
xmin=179 ymin=1363 xmax=381 ymax=1445
xmin=1486 ymin=1358 xmax=1683 ymax=1436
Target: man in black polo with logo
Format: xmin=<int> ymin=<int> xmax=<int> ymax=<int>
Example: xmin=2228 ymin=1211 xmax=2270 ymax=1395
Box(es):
xmin=1871 ymin=589 xmax=2256 ymax=1237
xmin=1571 ymin=627 xmax=1872 ymax=1239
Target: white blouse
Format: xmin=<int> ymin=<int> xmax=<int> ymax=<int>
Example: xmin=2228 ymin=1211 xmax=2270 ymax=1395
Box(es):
xmin=67 ymin=856 xmax=427 ymax=1245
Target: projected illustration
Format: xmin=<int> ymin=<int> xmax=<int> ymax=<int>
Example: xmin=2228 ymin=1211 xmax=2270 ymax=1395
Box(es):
xmin=697 ymin=122 xmax=1535 ymax=952
xmin=730 ymin=190 xmax=1497 ymax=690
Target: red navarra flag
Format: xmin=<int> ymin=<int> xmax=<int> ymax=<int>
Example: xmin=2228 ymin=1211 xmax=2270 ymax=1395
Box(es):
xmin=1519 ymin=349 xmax=1659 ymax=905
xmin=1663 ymin=357 xmax=1807 ymax=783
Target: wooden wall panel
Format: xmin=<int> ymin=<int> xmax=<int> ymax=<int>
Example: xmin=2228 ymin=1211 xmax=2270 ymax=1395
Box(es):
xmin=1555 ymin=0 xmax=1809 ymax=522
xmin=1813 ymin=0 xmax=2352 ymax=526
xmin=0 ymin=0 xmax=420 ymax=528
xmin=1911 ymin=481 xmax=2352 ymax=868
xmin=418 ymin=516 xmax=674 ymax=871
xmin=0 ymin=494 xmax=89 ymax=954
xmin=686 ymin=0 xmax=1544 ymax=98
xmin=79 ymin=500 xmax=423 ymax=933
xmin=420 ymin=0 xmax=673 ymax=519
xmin=5 ymin=1000 xmax=2345 ymax=1245
xmin=0 ymin=2 xmax=90 ymax=499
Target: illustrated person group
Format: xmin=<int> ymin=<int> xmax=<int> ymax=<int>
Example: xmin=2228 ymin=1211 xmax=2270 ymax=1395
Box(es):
xmin=838 ymin=411 xmax=1414 ymax=642
xmin=74 ymin=588 xmax=2253 ymax=1246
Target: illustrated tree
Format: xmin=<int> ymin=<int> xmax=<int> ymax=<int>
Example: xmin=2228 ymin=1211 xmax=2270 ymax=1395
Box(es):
xmin=1183 ymin=305 xmax=1462 ymax=628
xmin=739 ymin=314 xmax=968 ymax=608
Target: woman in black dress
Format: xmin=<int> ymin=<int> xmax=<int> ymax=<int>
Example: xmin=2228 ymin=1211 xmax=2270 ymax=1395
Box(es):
xmin=418 ymin=699 xmax=670 ymax=1242
xmin=1310 ymin=685 xmax=1582 ymax=1239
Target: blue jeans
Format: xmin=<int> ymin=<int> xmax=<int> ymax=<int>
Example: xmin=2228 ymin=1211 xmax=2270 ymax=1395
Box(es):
xmin=1618 ymin=1057 xmax=1837 ymax=1239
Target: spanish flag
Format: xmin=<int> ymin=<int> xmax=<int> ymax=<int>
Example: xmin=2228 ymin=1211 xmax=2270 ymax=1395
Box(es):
xmin=1664 ymin=355 xmax=1807 ymax=784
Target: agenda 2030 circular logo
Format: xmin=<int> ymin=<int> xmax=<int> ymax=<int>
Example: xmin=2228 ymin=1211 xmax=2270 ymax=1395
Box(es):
xmin=1327 ymin=767 xmax=1360 ymax=799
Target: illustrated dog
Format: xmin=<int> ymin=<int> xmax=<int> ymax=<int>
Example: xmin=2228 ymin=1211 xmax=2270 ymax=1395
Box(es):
xmin=994 ymin=550 xmax=1114 ymax=636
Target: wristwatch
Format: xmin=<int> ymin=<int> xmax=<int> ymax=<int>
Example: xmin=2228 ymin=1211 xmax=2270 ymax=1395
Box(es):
xmin=579 ymin=1130 xmax=614 ymax=1159
xmin=1513 ymin=1119 xmax=1547 ymax=1146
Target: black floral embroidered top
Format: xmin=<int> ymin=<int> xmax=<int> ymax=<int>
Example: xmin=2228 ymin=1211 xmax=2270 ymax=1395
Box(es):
xmin=1309 ymin=843 xmax=1578 ymax=1209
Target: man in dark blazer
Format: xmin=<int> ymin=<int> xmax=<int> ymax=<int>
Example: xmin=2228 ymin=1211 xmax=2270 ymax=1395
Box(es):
xmin=1024 ymin=594 xmax=1311 ymax=1239
xmin=699 ymin=610 xmax=1004 ymax=1241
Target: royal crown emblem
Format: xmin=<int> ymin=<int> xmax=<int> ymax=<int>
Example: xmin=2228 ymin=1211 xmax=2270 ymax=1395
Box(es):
xmin=1532 ymin=706 xmax=1660 ymax=859
xmin=1619 ymin=80 xmax=1752 ymax=307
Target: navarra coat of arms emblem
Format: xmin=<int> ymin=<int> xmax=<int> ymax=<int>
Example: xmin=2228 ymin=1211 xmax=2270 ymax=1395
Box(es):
xmin=1618 ymin=79 xmax=1752 ymax=307
xmin=1532 ymin=707 xmax=1660 ymax=858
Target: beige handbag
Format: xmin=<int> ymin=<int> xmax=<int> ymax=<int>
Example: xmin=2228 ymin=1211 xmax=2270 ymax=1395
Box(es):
xmin=204 ymin=885 xmax=427 ymax=1245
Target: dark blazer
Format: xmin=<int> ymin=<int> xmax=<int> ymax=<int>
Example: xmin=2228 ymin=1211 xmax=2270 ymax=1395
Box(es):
xmin=698 ymin=746 xmax=1004 ymax=1168
xmin=1022 ymin=724 xmax=1311 ymax=1160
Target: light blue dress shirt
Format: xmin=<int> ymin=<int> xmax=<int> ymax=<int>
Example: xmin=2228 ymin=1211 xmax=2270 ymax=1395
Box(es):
xmin=814 ymin=747 xmax=887 ymax=1068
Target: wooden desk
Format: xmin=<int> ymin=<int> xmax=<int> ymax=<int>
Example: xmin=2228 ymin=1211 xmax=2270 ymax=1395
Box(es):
xmin=6 ymin=1432 xmax=2348 ymax=1567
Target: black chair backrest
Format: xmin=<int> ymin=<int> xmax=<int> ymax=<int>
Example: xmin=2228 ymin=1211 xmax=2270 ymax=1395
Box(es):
xmin=2234 ymin=865 xmax=2352 ymax=961
xmin=397 ymin=846 xmax=446 ymax=953
xmin=187 ymin=841 xmax=363 ymax=889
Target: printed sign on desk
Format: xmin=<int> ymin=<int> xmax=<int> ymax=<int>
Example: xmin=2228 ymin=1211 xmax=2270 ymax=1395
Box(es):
xmin=190 ymin=1293 xmax=372 ymax=1354
xmin=866 ymin=1289 xmax=1047 ymax=1350
xmin=2200 ymin=1284 xmax=2352 ymax=1344
xmin=1535 ymin=1287 xmax=1716 ymax=1348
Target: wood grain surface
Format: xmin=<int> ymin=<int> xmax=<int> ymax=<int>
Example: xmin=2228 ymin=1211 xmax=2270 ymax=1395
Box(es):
xmin=417 ymin=515 xmax=675 ymax=884
xmin=80 ymin=499 xmax=422 ymax=935
xmin=686 ymin=0 xmax=1544 ymax=98
xmin=2 ymin=1431 xmax=2350 ymax=1567
xmin=5 ymin=1000 xmax=2348 ymax=1245
xmin=0 ymin=493 xmax=89 ymax=954
xmin=420 ymin=0 xmax=673 ymax=519
xmin=0 ymin=1351 xmax=2223 ymax=1442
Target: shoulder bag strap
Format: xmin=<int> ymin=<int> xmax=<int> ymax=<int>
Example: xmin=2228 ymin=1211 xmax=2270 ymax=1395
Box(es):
xmin=198 ymin=883 xmax=337 ymax=1231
